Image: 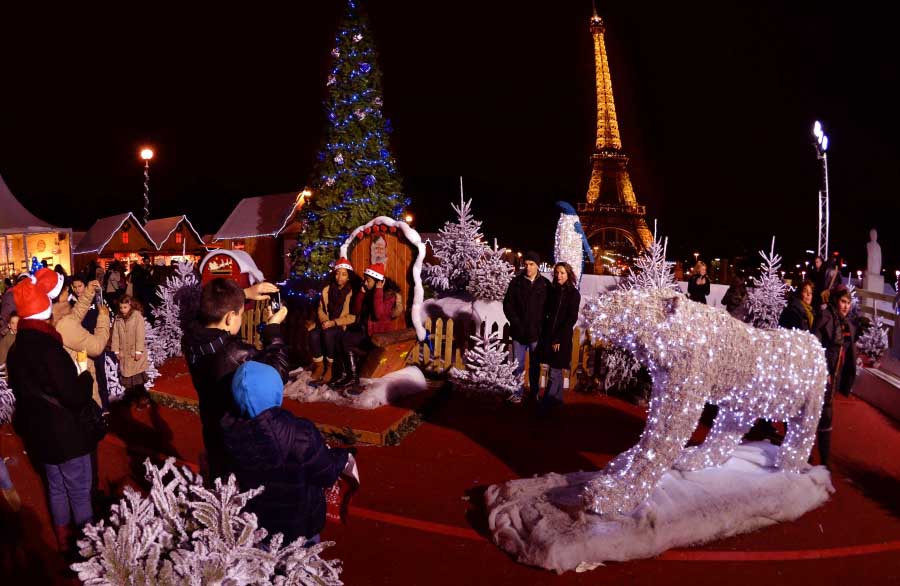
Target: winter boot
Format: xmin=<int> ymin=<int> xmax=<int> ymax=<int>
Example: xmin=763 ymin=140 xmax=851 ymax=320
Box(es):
xmin=344 ymin=353 xmax=363 ymax=395
xmin=816 ymin=430 xmax=832 ymax=469
xmin=309 ymin=359 xmax=325 ymax=383
xmin=331 ymin=353 xmax=354 ymax=388
xmin=322 ymin=358 xmax=336 ymax=384
xmin=54 ymin=524 xmax=74 ymax=556
xmin=135 ymin=384 xmax=151 ymax=409
xmin=327 ymin=356 xmax=344 ymax=387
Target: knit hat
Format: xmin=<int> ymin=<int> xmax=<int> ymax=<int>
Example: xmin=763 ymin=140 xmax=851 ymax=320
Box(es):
xmin=34 ymin=267 xmax=65 ymax=299
xmin=334 ymin=257 xmax=354 ymax=272
xmin=231 ymin=361 xmax=284 ymax=418
xmin=364 ymin=263 xmax=386 ymax=281
xmin=11 ymin=280 xmax=52 ymax=321
xmin=524 ymin=251 xmax=541 ymax=264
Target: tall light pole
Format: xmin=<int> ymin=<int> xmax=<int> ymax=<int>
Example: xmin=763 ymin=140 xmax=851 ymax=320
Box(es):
xmin=813 ymin=121 xmax=830 ymax=259
xmin=140 ymin=147 xmax=154 ymax=224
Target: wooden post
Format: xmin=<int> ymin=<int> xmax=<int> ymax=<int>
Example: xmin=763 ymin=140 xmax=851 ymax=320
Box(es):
xmin=443 ymin=318 xmax=455 ymax=373
xmin=422 ymin=317 xmax=432 ymax=371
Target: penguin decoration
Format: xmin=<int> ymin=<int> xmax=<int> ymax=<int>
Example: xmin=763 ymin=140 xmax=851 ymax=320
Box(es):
xmin=553 ymin=201 xmax=595 ymax=282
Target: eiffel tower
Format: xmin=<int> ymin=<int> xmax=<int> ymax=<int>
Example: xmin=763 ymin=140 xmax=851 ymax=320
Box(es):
xmin=579 ymin=6 xmax=653 ymax=272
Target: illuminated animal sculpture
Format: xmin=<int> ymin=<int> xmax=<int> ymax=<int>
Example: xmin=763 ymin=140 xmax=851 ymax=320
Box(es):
xmin=554 ymin=201 xmax=594 ymax=281
xmin=580 ymin=288 xmax=827 ymax=516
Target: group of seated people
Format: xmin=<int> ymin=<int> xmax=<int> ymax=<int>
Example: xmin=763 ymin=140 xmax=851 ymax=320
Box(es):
xmin=306 ymin=259 xmax=404 ymax=392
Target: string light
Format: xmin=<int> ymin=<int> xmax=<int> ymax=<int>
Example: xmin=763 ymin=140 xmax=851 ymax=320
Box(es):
xmin=580 ymin=287 xmax=828 ymax=516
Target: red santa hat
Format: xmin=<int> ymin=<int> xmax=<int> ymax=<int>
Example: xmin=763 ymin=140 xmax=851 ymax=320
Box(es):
xmin=34 ymin=267 xmax=65 ymax=299
xmin=364 ymin=263 xmax=385 ymax=281
xmin=12 ymin=280 xmax=53 ymax=321
xmin=334 ymin=257 xmax=354 ymax=272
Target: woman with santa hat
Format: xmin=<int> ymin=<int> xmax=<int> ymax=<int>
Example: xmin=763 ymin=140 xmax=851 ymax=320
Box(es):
xmin=307 ymin=258 xmax=361 ymax=384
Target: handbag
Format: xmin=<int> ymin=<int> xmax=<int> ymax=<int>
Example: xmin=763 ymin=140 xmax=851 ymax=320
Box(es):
xmin=35 ymin=385 xmax=107 ymax=445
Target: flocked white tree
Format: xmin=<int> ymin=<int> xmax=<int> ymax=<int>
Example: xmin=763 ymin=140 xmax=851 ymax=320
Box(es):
xmin=72 ymin=457 xmax=344 ymax=585
xmin=105 ymin=353 xmax=126 ymax=403
xmin=0 ymin=365 xmax=14 ymax=425
xmin=746 ymin=237 xmax=788 ymax=329
xmin=466 ymin=240 xmax=515 ymax=302
xmin=424 ymin=181 xmax=489 ymax=294
xmin=450 ymin=330 xmax=520 ymax=397
xmin=620 ymin=223 xmax=680 ymax=293
xmin=149 ymin=261 xmax=201 ymax=365
xmin=857 ymin=316 xmax=889 ymax=362
xmin=144 ymin=316 xmax=161 ymax=389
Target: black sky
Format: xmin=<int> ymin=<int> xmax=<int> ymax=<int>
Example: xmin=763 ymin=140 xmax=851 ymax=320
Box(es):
xmin=1 ymin=2 xmax=898 ymax=275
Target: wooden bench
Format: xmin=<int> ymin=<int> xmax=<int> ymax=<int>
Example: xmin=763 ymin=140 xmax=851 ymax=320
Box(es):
xmin=360 ymin=328 xmax=419 ymax=379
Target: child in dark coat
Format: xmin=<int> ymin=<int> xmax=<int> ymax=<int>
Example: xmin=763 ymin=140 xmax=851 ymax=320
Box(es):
xmin=222 ymin=361 xmax=351 ymax=544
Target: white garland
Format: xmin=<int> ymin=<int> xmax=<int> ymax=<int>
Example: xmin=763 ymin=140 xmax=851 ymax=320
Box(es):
xmin=746 ymin=237 xmax=788 ymax=329
xmin=72 ymin=458 xmax=344 ymax=585
xmin=424 ymin=186 xmax=488 ymax=295
xmin=580 ymin=287 xmax=827 ymax=516
xmin=0 ymin=365 xmax=14 ymax=425
xmin=450 ymin=330 xmax=520 ymax=397
xmin=466 ymin=240 xmax=515 ymax=302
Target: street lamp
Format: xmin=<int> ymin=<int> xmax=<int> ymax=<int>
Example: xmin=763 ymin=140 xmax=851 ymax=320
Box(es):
xmin=140 ymin=147 xmax=154 ymax=225
xmin=404 ymin=214 xmax=414 ymax=223
xmin=813 ymin=121 xmax=830 ymax=259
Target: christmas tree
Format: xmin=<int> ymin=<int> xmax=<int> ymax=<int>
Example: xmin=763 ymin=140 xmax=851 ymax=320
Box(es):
xmin=857 ymin=316 xmax=889 ymax=363
xmin=73 ymin=458 xmax=344 ymax=585
xmin=0 ymin=365 xmax=14 ymax=425
xmin=293 ymin=0 xmax=408 ymax=277
xmin=105 ymin=353 xmax=126 ymax=403
xmin=144 ymin=317 xmax=161 ymax=390
xmin=450 ymin=330 xmax=520 ymax=397
xmin=149 ymin=261 xmax=200 ymax=365
xmin=425 ymin=188 xmax=489 ymax=294
xmin=746 ymin=237 xmax=788 ymax=329
xmin=466 ymin=239 xmax=515 ymax=302
xmin=620 ymin=221 xmax=679 ymax=292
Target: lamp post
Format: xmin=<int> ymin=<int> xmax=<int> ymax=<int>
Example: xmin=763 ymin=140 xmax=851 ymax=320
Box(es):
xmin=140 ymin=147 xmax=154 ymax=225
xmin=813 ymin=121 xmax=830 ymax=259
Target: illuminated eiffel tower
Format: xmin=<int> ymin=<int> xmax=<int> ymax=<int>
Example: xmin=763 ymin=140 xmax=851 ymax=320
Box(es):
xmin=579 ymin=5 xmax=653 ymax=271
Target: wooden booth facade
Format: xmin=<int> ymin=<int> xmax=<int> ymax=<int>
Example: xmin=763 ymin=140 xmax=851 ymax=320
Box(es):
xmin=73 ymin=212 xmax=157 ymax=274
xmin=212 ymin=191 xmax=307 ymax=282
xmin=144 ymin=215 xmax=207 ymax=265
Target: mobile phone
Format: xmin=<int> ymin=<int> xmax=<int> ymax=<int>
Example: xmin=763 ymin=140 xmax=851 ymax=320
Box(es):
xmin=270 ymin=291 xmax=282 ymax=312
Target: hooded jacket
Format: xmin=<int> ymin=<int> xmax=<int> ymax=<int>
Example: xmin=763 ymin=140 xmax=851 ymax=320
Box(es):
xmin=221 ymin=361 xmax=349 ymax=542
xmin=182 ymin=321 xmax=289 ymax=479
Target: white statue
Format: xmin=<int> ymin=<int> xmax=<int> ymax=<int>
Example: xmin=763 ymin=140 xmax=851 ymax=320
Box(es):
xmin=864 ymin=228 xmax=884 ymax=293
xmin=867 ymin=228 xmax=881 ymax=277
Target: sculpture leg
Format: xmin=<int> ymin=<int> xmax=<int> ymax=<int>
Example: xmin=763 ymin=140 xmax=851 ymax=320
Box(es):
xmin=674 ymin=409 xmax=754 ymax=471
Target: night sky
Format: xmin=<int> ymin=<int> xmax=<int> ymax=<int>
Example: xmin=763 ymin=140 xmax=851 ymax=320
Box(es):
xmin=1 ymin=2 xmax=898 ymax=277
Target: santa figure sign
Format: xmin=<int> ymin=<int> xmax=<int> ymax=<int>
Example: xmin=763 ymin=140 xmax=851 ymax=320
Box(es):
xmin=199 ymin=249 xmax=265 ymax=290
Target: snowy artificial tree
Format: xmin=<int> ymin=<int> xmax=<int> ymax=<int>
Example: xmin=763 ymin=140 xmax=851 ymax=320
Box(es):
xmin=72 ymin=457 xmax=344 ymax=585
xmin=292 ymin=0 xmax=408 ymax=277
xmin=105 ymin=353 xmax=126 ymax=403
xmin=143 ymin=317 xmax=161 ymax=390
xmin=466 ymin=240 xmax=515 ymax=302
xmin=857 ymin=316 xmax=889 ymax=364
xmin=149 ymin=261 xmax=200 ymax=365
xmin=425 ymin=189 xmax=489 ymax=294
xmin=0 ymin=365 xmax=14 ymax=425
xmin=621 ymin=224 xmax=680 ymax=293
xmin=450 ymin=330 xmax=519 ymax=398
xmin=746 ymin=237 xmax=788 ymax=329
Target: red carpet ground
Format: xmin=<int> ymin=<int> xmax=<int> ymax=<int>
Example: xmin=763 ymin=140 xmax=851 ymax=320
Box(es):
xmin=2 ymin=370 xmax=900 ymax=585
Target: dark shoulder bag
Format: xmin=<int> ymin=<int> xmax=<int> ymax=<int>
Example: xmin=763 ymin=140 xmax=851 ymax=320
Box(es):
xmin=35 ymin=386 xmax=107 ymax=445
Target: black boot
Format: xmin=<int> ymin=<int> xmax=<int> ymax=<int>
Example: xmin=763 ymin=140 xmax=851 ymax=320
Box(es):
xmin=816 ymin=430 xmax=832 ymax=469
xmin=327 ymin=356 xmax=344 ymax=388
xmin=344 ymin=353 xmax=362 ymax=395
xmin=332 ymin=353 xmax=354 ymax=388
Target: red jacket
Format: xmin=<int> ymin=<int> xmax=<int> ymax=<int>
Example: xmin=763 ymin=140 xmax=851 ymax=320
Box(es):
xmin=367 ymin=288 xmax=400 ymax=336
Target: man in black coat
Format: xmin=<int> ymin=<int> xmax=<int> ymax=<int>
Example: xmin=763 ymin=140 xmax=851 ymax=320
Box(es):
xmin=182 ymin=278 xmax=289 ymax=483
xmin=222 ymin=361 xmax=350 ymax=544
xmin=503 ymin=251 xmax=551 ymax=402
xmin=7 ymin=279 xmax=97 ymax=553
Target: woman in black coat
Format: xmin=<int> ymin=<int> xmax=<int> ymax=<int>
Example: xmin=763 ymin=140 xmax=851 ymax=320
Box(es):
xmin=778 ymin=280 xmax=816 ymax=332
xmin=537 ymin=262 xmax=581 ymax=410
xmin=687 ymin=261 xmax=711 ymax=304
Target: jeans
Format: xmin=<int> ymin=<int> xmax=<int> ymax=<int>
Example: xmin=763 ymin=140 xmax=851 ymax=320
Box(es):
xmin=511 ymin=340 xmax=540 ymax=398
xmin=43 ymin=454 xmax=93 ymax=527
xmin=309 ymin=327 xmax=343 ymax=360
xmin=0 ymin=458 xmax=12 ymax=490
